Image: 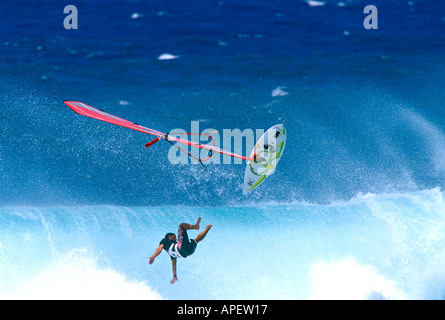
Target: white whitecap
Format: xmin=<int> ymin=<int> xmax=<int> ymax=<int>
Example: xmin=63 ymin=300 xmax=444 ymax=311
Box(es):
xmin=307 ymin=0 xmax=326 ymax=7
xmin=272 ymin=87 xmax=289 ymax=97
xmin=131 ymin=13 xmax=144 ymax=19
xmin=158 ymin=53 xmax=179 ymax=60
xmin=119 ymin=100 xmax=131 ymax=106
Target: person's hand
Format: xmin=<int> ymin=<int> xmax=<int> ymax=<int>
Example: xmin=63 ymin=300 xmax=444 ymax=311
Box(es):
xmin=171 ymin=276 xmax=178 ymax=285
xmin=148 ymin=256 xmax=155 ymax=265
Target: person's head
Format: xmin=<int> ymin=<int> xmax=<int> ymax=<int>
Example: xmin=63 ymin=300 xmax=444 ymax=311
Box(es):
xmin=165 ymin=232 xmax=176 ymax=241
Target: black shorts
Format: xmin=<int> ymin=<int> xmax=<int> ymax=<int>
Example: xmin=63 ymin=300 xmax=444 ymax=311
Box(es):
xmin=177 ymin=227 xmax=197 ymax=257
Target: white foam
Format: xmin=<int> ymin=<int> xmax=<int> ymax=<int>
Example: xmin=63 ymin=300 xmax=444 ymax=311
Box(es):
xmin=131 ymin=13 xmax=144 ymax=19
xmin=0 ymin=249 xmax=163 ymax=300
xmin=308 ymin=257 xmax=406 ymax=300
xmin=272 ymin=87 xmax=289 ymax=97
xmin=158 ymin=53 xmax=179 ymax=60
xmin=119 ymin=100 xmax=131 ymax=106
xmin=306 ymin=1 xmax=326 ymax=7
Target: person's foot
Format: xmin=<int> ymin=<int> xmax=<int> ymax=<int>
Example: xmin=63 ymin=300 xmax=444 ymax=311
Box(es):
xmin=194 ymin=217 xmax=201 ymax=230
xmin=193 ymin=223 xmax=213 ymax=243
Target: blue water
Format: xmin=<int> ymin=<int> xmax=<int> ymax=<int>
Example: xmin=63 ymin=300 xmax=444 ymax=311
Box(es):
xmin=1 ymin=0 xmax=445 ymax=299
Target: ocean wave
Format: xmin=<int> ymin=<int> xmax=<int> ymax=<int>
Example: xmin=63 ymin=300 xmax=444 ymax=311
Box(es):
xmin=1 ymin=188 xmax=444 ymax=299
xmin=0 ymin=249 xmax=163 ymax=300
xmin=308 ymin=257 xmax=406 ymax=300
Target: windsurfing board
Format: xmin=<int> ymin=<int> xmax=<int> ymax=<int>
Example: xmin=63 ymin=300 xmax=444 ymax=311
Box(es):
xmin=243 ymin=124 xmax=287 ymax=193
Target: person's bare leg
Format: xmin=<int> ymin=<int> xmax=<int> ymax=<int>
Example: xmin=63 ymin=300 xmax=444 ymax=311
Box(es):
xmin=194 ymin=224 xmax=212 ymax=243
xmin=179 ymin=217 xmax=201 ymax=231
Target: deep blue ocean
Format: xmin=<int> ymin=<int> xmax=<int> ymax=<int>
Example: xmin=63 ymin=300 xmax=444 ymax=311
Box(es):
xmin=1 ymin=0 xmax=445 ymax=299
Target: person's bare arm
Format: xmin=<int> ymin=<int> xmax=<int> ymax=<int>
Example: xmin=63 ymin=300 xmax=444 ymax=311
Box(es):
xmin=171 ymin=258 xmax=178 ymax=285
xmin=149 ymin=244 xmax=164 ymax=265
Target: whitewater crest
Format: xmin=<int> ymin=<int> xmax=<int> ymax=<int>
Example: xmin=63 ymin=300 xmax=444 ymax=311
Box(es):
xmin=0 ymin=249 xmax=163 ymax=300
xmin=307 ymin=257 xmax=406 ymax=300
xmin=158 ymin=53 xmax=180 ymax=60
